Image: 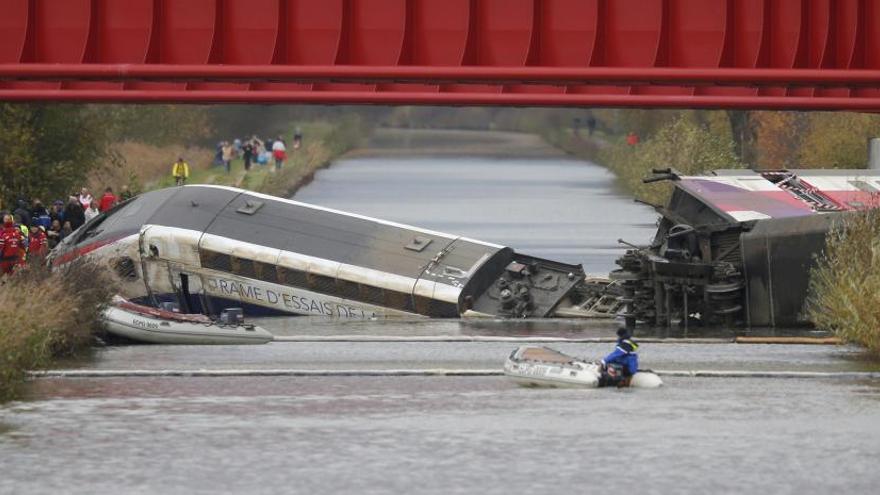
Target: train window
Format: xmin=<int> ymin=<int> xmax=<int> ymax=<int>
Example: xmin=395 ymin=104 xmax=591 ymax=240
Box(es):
xmin=308 ymin=274 xmax=338 ymax=294
xmin=337 ymin=279 xmax=360 ymax=299
xmin=359 ymin=285 xmax=385 ymax=305
xmin=232 ymin=257 xmax=256 ymax=278
xmin=278 ymin=266 xmax=309 ymax=287
xmin=112 ymin=257 xmax=138 ymax=280
xmin=200 ymin=249 xmax=232 ymax=272
xmin=254 ymin=261 xmax=277 ymax=283
xmin=414 ymin=295 xmax=458 ymax=317
xmin=384 ymin=290 xmax=415 ymax=312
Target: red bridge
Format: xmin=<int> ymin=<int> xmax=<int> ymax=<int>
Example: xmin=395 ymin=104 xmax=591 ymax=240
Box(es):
xmin=1 ymin=0 xmax=879 ymax=110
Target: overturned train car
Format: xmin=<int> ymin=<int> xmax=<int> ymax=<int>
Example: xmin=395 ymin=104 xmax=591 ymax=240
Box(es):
xmin=614 ymin=169 xmax=880 ymax=328
xmin=50 ymin=185 xmax=593 ymax=319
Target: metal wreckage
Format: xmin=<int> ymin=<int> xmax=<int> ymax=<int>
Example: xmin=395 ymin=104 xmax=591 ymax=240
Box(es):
xmin=612 ymin=168 xmax=880 ymax=329
xmin=49 ymin=168 xmax=879 ymax=327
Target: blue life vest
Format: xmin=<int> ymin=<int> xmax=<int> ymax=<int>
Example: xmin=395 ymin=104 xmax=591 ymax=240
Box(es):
xmin=602 ymin=338 xmax=640 ymax=376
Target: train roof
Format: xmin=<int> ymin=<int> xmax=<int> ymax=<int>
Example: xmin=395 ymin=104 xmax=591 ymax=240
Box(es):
xmin=675 ymin=169 xmax=880 ymax=222
xmin=68 ymin=185 xmax=507 ymax=282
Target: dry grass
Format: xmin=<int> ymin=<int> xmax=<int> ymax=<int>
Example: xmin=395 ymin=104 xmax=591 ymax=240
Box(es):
xmin=87 ymin=141 xmax=213 ymax=194
xmin=0 ymin=261 xmax=116 ymax=400
xmin=808 ymin=209 xmax=880 ymax=354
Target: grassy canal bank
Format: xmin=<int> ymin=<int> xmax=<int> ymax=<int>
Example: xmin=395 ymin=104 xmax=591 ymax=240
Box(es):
xmin=136 ymin=117 xmax=369 ymax=197
xmin=0 ymin=118 xmax=369 ymax=402
xmin=540 ymin=115 xmax=743 ymax=206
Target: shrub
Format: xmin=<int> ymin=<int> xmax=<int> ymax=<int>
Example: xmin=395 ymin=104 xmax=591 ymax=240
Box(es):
xmin=798 ymin=113 xmax=880 ymax=169
xmin=598 ymin=115 xmax=743 ymax=205
xmin=807 ymin=208 xmax=880 ymax=354
xmin=0 ymin=260 xmax=116 ymax=400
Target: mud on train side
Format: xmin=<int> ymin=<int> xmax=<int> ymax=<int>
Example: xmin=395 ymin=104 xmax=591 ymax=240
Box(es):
xmin=49 ymin=185 xmax=603 ymax=319
xmin=615 ymin=168 xmax=880 ymax=329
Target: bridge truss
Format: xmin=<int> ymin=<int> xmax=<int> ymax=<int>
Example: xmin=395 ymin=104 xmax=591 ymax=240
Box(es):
xmin=1 ymin=0 xmax=879 ymax=109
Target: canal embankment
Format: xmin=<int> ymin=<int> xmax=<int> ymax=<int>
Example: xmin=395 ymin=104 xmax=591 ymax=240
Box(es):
xmin=136 ymin=117 xmax=370 ymax=198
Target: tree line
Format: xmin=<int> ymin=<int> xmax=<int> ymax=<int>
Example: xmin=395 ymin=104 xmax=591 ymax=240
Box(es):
xmin=3 ymin=103 xmax=879 ymax=209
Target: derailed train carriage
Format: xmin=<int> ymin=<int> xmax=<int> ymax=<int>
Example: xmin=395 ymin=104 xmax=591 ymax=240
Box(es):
xmin=614 ymin=168 xmax=880 ymax=328
xmin=50 ymin=185 xmax=598 ymax=320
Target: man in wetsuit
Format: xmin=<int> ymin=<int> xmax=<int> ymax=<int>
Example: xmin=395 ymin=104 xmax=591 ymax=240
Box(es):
xmin=600 ymin=327 xmax=640 ymax=387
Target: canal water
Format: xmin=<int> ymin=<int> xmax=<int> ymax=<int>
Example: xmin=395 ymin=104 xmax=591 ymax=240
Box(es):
xmin=2 ymin=130 xmax=879 ymax=494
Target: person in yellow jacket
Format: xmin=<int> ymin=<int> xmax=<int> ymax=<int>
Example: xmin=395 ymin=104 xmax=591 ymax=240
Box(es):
xmin=172 ymin=157 xmax=190 ymax=186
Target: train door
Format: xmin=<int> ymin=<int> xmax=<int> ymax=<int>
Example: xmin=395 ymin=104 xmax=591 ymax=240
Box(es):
xmin=138 ymin=226 xmax=213 ymax=314
xmin=168 ymin=264 xmax=213 ymax=315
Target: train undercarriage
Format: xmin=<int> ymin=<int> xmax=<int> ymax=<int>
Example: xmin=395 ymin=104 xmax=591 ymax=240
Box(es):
xmin=612 ymin=168 xmax=879 ymax=329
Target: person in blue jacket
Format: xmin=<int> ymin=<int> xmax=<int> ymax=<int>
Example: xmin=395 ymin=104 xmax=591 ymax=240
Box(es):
xmin=600 ymin=327 xmax=640 ymax=387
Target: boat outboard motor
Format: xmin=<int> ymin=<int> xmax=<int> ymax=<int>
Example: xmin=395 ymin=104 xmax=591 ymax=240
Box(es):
xmin=220 ymin=308 xmax=244 ymax=326
xmin=159 ymin=301 xmax=180 ymax=313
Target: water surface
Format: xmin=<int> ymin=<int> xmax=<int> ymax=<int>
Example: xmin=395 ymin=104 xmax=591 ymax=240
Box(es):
xmin=3 ymin=132 xmax=879 ymax=494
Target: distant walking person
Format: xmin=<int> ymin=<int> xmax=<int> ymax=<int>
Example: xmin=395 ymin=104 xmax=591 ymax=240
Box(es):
xmin=242 ymin=139 xmax=255 ymax=172
xmin=222 ymin=142 xmax=234 ymax=174
xmin=293 ymin=127 xmax=303 ymax=149
xmin=272 ymin=137 xmax=287 ymax=171
xmin=172 ymin=157 xmax=190 ymax=186
xmin=586 ymin=115 xmax=597 ymax=136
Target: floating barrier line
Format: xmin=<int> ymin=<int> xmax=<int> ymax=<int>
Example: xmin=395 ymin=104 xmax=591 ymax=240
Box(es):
xmin=271 ymin=336 xmax=734 ymax=344
xmin=733 ymin=336 xmax=842 ymax=345
xmin=270 ymin=335 xmax=840 ymax=345
xmin=30 ymin=369 xmax=499 ymax=378
xmin=29 ymin=369 xmax=880 ymax=379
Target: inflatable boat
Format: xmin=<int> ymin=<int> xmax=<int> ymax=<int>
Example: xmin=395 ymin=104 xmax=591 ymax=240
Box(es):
xmin=503 ymin=346 xmax=662 ymax=389
xmin=102 ymin=296 xmax=274 ymax=345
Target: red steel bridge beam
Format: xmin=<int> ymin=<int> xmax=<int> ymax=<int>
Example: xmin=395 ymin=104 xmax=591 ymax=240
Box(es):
xmin=2 ymin=64 xmax=880 ymax=87
xmin=1 ymin=0 xmax=879 ymax=110
xmin=3 ymin=89 xmax=880 ymax=111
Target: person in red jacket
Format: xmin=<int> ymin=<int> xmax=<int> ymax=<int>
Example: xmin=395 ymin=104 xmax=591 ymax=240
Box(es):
xmin=28 ymin=225 xmax=49 ymax=259
xmin=0 ymin=214 xmax=24 ymax=276
xmin=99 ymin=187 xmax=118 ymax=212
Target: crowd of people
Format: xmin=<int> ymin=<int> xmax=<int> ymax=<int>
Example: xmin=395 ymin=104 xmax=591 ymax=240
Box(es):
xmin=173 ymin=130 xmax=304 ymax=186
xmin=210 ymin=130 xmax=302 ymax=177
xmin=0 ymin=185 xmax=133 ymax=276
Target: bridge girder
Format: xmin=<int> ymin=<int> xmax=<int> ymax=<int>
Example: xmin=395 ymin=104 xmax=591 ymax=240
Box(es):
xmin=1 ymin=0 xmax=879 ymax=109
